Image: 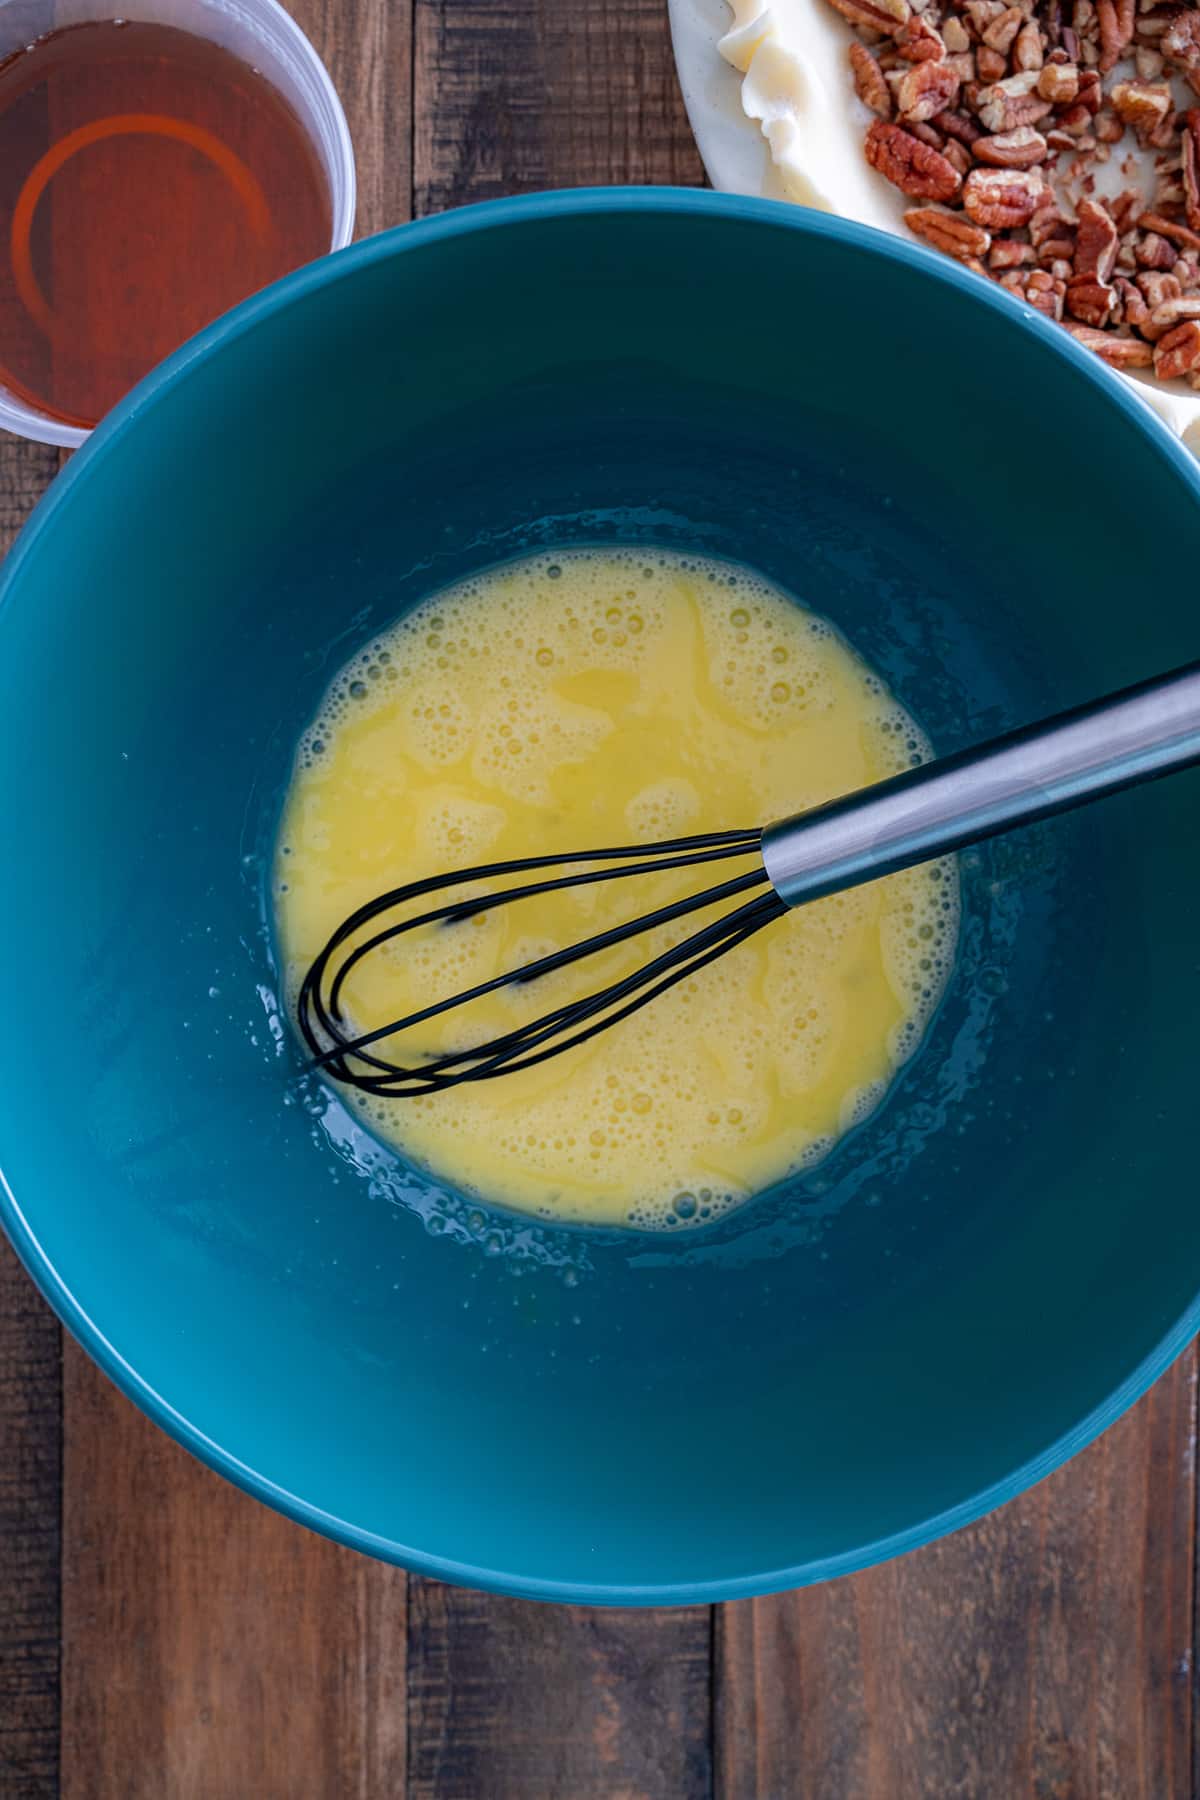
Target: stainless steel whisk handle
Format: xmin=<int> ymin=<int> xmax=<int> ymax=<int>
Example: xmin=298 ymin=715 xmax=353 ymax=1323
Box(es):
xmin=761 ymin=658 xmax=1200 ymax=909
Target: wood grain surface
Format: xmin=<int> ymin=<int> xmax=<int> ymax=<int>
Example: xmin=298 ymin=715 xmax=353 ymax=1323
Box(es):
xmin=716 ymin=1351 xmax=1197 ymax=1800
xmin=1 ymin=0 xmax=1198 ymax=1795
xmin=0 ymin=436 xmax=62 ymax=1800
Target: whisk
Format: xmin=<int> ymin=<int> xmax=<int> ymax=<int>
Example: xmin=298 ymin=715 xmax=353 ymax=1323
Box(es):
xmin=297 ymin=658 xmax=1200 ymax=1096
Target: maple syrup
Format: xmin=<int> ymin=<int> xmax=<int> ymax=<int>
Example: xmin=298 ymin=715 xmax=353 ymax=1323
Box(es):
xmin=0 ymin=20 xmax=333 ymax=429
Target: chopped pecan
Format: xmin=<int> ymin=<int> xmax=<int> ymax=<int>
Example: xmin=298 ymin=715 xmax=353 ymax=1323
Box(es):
xmin=1066 ymin=275 xmax=1117 ymax=322
xmin=850 ymin=42 xmax=894 ymax=115
xmin=1028 ymin=196 xmax=1067 ymax=241
xmin=1161 ymin=9 xmax=1200 ymax=93
xmin=898 ymin=58 xmax=962 ymax=119
xmin=1136 ymin=228 xmax=1177 ymax=267
xmin=1138 ymin=210 xmax=1200 ymax=249
xmin=1096 ymin=0 xmax=1135 ymax=70
xmin=824 ymin=0 xmax=913 ymax=29
xmin=935 ymin=106 xmax=983 ymax=141
xmin=864 ymin=120 xmax=964 ymax=197
xmin=963 ymin=164 xmax=1045 ymax=224
xmin=1137 ymin=268 xmax=1183 ymax=307
xmin=895 ymin=14 xmax=947 ymax=59
xmin=1038 ymin=60 xmax=1081 ymax=100
xmin=1184 ymin=111 xmax=1200 ymax=230
xmin=975 ymin=124 xmax=1050 ymax=163
xmin=1109 ymin=78 xmax=1173 ymax=132
xmin=1109 ymin=189 xmax=1141 ymax=233
xmin=1115 ymin=274 xmax=1151 ymax=326
xmin=1074 ymin=196 xmax=1120 ymax=280
xmin=905 ymin=204 xmax=993 ymax=256
xmin=825 ymin=0 xmax=1200 ymax=380
xmin=1143 ymin=293 xmax=1200 ymax=337
xmin=1051 ymin=106 xmax=1092 ymax=137
xmin=982 ymin=5 xmax=1025 ymax=50
xmin=964 ymin=0 xmax=1006 ymax=31
xmin=977 ymin=71 xmax=1056 ymax=129
xmin=1014 ymin=20 xmax=1046 ymax=67
xmin=1153 ymin=318 xmax=1200 ymax=375
xmin=991 ymin=237 xmax=1039 ymax=265
xmin=1026 ymin=268 xmax=1067 ymax=316
xmin=976 ymin=44 xmax=1010 ymax=77
xmin=1076 ymin=67 xmax=1103 ymax=110
xmin=1064 ymin=323 xmax=1154 ymax=363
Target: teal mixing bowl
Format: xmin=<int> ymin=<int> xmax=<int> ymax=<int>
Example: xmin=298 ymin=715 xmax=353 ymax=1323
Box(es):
xmin=2 ymin=190 xmax=1199 ymax=1603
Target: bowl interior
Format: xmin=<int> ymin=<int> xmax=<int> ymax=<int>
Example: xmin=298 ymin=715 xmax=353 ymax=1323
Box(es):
xmin=2 ymin=194 xmax=1199 ymax=1599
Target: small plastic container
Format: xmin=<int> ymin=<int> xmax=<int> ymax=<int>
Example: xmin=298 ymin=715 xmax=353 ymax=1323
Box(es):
xmin=0 ymin=0 xmax=356 ymax=447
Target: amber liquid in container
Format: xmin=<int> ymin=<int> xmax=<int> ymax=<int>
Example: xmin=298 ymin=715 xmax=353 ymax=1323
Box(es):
xmin=0 ymin=19 xmax=333 ymax=429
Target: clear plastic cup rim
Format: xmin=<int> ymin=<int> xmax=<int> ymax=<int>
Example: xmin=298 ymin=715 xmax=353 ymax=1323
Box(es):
xmin=0 ymin=0 xmax=357 ymax=449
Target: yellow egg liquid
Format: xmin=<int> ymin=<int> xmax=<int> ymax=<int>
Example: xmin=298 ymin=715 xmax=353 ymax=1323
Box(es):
xmin=275 ymin=550 xmax=958 ymax=1229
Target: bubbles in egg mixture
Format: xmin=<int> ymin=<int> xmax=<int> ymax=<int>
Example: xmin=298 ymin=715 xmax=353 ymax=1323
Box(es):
xmin=276 ymin=549 xmax=959 ymax=1230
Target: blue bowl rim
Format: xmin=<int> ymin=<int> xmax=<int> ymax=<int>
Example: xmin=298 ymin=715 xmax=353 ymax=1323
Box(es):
xmin=3 ymin=184 xmax=1200 ymax=1605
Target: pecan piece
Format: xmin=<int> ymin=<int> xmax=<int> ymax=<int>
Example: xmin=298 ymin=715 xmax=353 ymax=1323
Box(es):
xmin=850 ymin=42 xmax=894 ymax=117
xmin=975 ymin=124 xmax=1050 ymax=164
xmin=1115 ymin=274 xmax=1151 ymax=326
xmin=895 ymin=14 xmax=946 ymax=60
xmin=1038 ymin=61 xmax=1080 ymax=101
xmin=1138 ymin=210 xmax=1200 ymax=251
xmin=864 ymin=120 xmax=963 ymax=198
xmin=991 ymin=238 xmax=1039 ymax=266
xmin=976 ymin=72 xmax=1055 ymax=130
xmin=982 ymin=5 xmax=1024 ymax=51
xmin=898 ymin=58 xmax=962 ymax=121
xmin=1184 ymin=111 xmax=1200 ymax=230
xmin=824 ymin=0 xmax=913 ymax=30
xmin=1030 ymin=199 xmax=1073 ymax=246
xmin=964 ymin=0 xmax=1006 ymax=32
xmin=1137 ymin=269 xmax=1183 ymax=308
xmin=1161 ymin=9 xmax=1200 ymax=93
xmin=1025 ymin=269 xmax=1067 ymax=317
xmin=905 ymin=205 xmax=993 ymax=258
xmin=1065 ymin=324 xmax=1154 ymax=365
xmin=1074 ymin=197 xmax=1119 ymax=281
xmin=942 ymin=15 xmax=971 ymax=51
xmin=963 ymin=164 xmax=1045 ymax=225
xmin=1153 ymin=319 xmax=1200 ymax=376
xmin=1076 ymin=68 xmax=1103 ymax=112
xmin=1143 ymin=293 xmax=1200 ymax=338
xmin=976 ymin=45 xmax=1009 ymax=79
xmin=1014 ymin=21 xmax=1046 ymax=68
xmin=935 ymin=107 xmax=982 ymax=142
xmin=1066 ymin=276 xmax=1117 ymax=323
xmin=1110 ymin=78 xmax=1174 ymax=132
xmin=1137 ymin=229 xmax=1177 ymax=268
xmin=1096 ymin=0 xmax=1135 ymax=71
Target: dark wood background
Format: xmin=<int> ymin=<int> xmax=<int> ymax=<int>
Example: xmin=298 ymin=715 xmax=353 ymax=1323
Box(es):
xmin=1 ymin=1 xmax=1197 ymax=1794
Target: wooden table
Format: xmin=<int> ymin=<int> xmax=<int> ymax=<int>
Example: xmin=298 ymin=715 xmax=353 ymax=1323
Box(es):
xmin=1 ymin=2 xmax=1196 ymax=1794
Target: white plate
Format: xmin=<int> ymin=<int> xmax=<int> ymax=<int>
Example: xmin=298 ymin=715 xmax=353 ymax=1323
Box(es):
xmin=669 ymin=0 xmax=1200 ymax=455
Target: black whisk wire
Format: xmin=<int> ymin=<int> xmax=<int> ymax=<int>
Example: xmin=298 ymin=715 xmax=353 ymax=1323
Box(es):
xmin=295 ymin=828 xmax=785 ymax=1096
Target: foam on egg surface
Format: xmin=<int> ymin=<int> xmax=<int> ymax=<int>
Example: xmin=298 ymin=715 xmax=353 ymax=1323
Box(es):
xmin=275 ymin=548 xmax=958 ymax=1229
